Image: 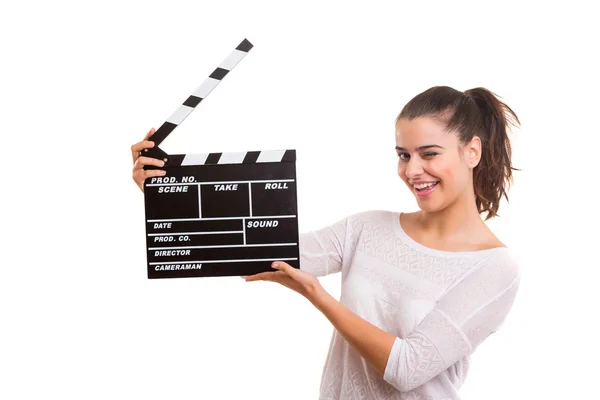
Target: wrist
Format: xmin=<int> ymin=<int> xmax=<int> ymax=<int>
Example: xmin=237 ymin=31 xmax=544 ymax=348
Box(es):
xmin=307 ymin=283 xmax=332 ymax=309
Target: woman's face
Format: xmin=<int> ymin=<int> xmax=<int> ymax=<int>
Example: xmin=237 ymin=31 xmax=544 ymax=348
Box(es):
xmin=395 ymin=116 xmax=479 ymax=212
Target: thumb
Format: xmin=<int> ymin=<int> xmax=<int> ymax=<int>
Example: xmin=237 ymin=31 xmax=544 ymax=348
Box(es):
xmin=272 ymin=261 xmax=297 ymax=274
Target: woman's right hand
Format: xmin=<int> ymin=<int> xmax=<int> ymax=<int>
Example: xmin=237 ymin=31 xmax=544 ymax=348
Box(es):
xmin=131 ymin=128 xmax=167 ymax=192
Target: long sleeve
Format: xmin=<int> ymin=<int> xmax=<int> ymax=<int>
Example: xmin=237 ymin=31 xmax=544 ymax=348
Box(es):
xmin=298 ymin=214 xmax=354 ymax=277
xmin=383 ymin=250 xmax=521 ymax=392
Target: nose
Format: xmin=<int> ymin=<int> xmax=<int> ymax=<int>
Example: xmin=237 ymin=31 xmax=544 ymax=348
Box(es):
xmin=404 ymin=156 xmax=424 ymax=179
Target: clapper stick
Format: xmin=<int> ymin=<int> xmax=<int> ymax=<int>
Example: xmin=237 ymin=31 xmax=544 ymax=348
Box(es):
xmin=142 ymin=39 xmax=300 ymax=279
xmin=143 ymin=38 xmax=253 ymax=163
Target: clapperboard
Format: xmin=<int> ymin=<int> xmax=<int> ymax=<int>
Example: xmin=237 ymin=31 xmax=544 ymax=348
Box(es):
xmin=142 ymin=39 xmax=300 ymax=279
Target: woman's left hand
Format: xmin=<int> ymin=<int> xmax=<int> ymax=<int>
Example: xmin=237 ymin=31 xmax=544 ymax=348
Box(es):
xmin=245 ymin=262 xmax=323 ymax=301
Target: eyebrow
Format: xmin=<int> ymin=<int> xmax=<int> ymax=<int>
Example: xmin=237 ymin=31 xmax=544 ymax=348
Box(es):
xmin=395 ymin=145 xmax=445 ymax=152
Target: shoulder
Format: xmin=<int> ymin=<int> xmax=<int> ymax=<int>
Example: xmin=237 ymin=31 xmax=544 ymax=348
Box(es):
xmin=441 ymin=248 xmax=521 ymax=317
xmin=471 ymin=248 xmax=521 ymax=291
xmin=310 ymin=210 xmax=399 ymax=241
xmin=344 ymin=209 xmax=400 ymax=231
xmin=481 ymin=229 xmax=508 ymax=251
xmin=347 ymin=209 xmax=398 ymax=223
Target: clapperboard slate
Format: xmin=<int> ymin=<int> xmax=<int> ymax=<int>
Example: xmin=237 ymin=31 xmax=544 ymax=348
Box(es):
xmin=142 ymin=39 xmax=300 ymax=279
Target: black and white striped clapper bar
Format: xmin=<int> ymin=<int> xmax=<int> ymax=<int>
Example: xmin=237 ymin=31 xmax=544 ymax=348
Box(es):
xmin=142 ymin=39 xmax=299 ymax=279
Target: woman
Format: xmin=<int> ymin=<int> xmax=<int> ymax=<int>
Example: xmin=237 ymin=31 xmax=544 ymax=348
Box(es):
xmin=131 ymin=86 xmax=521 ymax=399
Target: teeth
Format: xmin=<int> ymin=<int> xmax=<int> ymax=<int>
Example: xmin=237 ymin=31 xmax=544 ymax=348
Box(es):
xmin=414 ymin=182 xmax=437 ymax=189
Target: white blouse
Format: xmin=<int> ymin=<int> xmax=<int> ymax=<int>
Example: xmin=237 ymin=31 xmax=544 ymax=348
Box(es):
xmin=298 ymin=210 xmax=520 ymax=400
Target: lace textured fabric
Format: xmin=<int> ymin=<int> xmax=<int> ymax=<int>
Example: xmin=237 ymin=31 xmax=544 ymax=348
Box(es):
xmin=298 ymin=210 xmax=520 ymax=400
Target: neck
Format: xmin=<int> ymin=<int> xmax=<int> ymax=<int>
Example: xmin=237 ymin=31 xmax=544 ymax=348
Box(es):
xmin=417 ymin=189 xmax=484 ymax=238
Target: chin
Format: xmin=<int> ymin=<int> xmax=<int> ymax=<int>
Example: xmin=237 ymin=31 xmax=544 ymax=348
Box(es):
xmin=414 ymin=190 xmax=447 ymax=212
xmin=416 ymin=202 xmax=443 ymax=213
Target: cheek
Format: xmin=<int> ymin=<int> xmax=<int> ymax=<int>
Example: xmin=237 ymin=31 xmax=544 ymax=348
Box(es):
xmin=397 ymin=165 xmax=413 ymax=188
xmin=397 ymin=161 xmax=405 ymax=177
xmin=433 ymin=159 xmax=468 ymax=187
xmin=397 ymin=163 xmax=411 ymax=184
xmin=429 ymin=158 xmax=453 ymax=179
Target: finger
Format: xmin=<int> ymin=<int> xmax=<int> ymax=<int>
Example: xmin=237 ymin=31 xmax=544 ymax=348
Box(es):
xmin=131 ymin=140 xmax=156 ymax=162
xmin=143 ymin=127 xmax=156 ymax=140
xmin=134 ymin=156 xmax=165 ymax=170
xmin=271 ymin=261 xmax=296 ymax=276
xmin=131 ymin=128 xmax=156 ymax=163
xmin=133 ymin=165 xmax=166 ymax=178
xmin=131 ymin=140 xmax=156 ymax=154
xmin=133 ymin=169 xmax=166 ymax=191
xmin=141 ymin=169 xmax=167 ymax=180
xmin=245 ymin=271 xmax=281 ymax=282
xmin=245 ymin=272 xmax=270 ymax=282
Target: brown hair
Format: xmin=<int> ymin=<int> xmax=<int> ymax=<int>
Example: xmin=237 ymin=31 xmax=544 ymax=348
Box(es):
xmin=397 ymin=86 xmax=520 ymax=220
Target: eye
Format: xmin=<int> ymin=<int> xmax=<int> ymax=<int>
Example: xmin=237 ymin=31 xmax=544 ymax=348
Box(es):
xmin=397 ymin=152 xmax=410 ymax=161
xmin=423 ymin=152 xmax=438 ymax=157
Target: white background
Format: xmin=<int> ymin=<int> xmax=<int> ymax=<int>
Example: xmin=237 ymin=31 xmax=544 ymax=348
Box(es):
xmin=1 ymin=1 xmax=599 ymax=399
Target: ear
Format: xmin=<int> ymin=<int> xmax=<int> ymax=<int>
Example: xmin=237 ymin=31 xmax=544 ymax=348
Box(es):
xmin=465 ymin=136 xmax=482 ymax=169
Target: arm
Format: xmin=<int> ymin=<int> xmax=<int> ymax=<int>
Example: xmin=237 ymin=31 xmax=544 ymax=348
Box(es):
xmin=309 ymin=251 xmax=521 ymax=392
xmin=298 ymin=214 xmax=356 ymax=277
xmin=310 ymin=288 xmax=396 ymax=373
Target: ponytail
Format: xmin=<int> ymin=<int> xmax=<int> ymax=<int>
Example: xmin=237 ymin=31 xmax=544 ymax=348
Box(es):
xmin=463 ymin=88 xmax=520 ymax=220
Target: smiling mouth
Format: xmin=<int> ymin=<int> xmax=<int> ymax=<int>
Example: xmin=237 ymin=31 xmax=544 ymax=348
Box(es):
xmin=413 ymin=182 xmax=439 ymax=191
xmin=412 ymin=181 xmax=439 ymax=196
